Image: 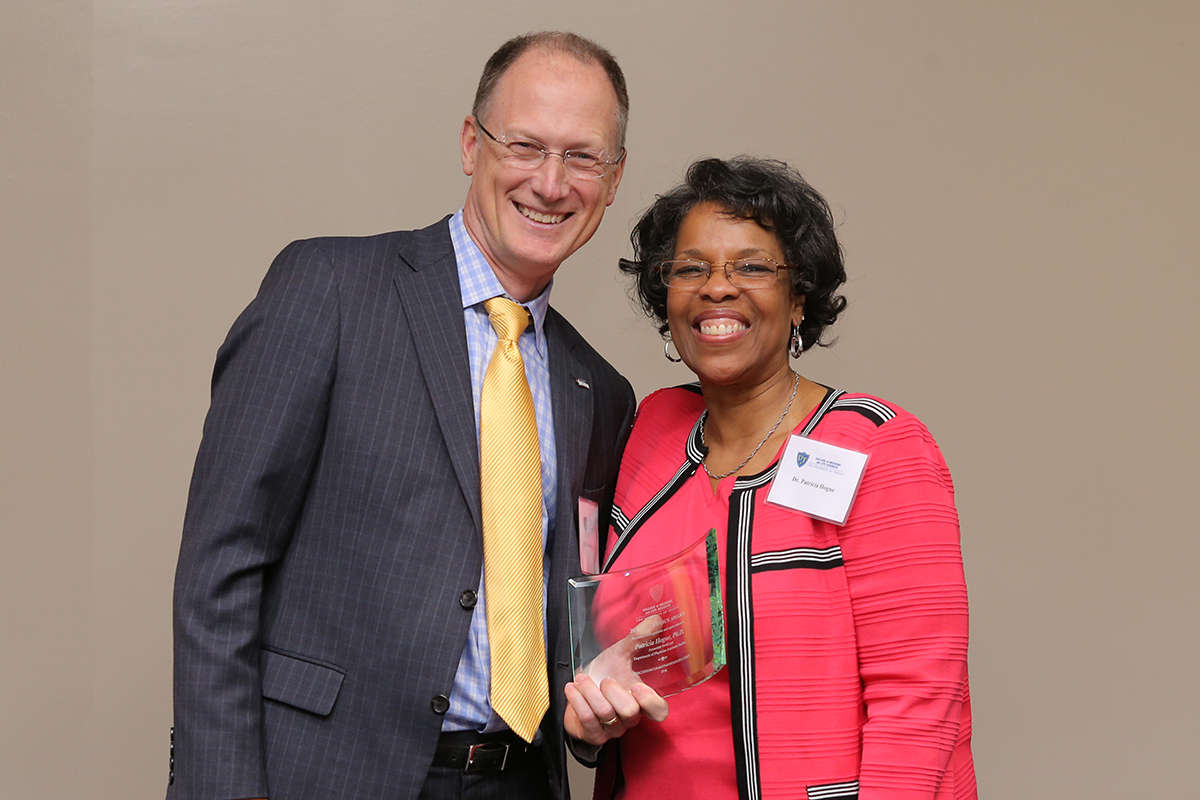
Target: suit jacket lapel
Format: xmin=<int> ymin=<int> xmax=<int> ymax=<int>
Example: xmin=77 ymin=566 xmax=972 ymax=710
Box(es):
xmin=394 ymin=220 xmax=483 ymax=533
xmin=547 ymin=316 xmax=593 ymax=507
xmin=545 ymin=311 xmax=593 ymax=655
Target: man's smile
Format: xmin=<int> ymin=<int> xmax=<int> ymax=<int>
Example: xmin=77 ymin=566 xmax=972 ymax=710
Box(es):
xmin=516 ymin=202 xmax=569 ymax=225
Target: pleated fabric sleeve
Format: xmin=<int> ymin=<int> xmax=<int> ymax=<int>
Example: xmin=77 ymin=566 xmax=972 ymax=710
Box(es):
xmin=826 ymin=409 xmax=974 ymax=799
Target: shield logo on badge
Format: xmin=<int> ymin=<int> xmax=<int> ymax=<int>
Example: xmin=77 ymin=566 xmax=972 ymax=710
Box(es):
xmin=796 ymin=452 xmax=810 ymax=468
xmin=649 ymin=584 xmax=663 ymax=602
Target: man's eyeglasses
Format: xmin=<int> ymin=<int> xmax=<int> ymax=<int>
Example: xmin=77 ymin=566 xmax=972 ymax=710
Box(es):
xmin=475 ymin=120 xmax=625 ymax=180
xmin=659 ymin=258 xmax=793 ymax=290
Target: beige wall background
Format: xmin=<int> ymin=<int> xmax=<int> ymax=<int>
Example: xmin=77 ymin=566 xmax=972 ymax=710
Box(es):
xmin=4 ymin=1 xmax=1198 ymax=797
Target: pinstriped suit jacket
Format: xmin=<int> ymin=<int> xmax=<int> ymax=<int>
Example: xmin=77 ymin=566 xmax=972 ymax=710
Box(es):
xmin=169 ymin=217 xmax=636 ymax=800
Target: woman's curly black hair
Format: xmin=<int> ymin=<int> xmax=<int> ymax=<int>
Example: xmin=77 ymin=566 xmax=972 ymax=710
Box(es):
xmin=619 ymin=156 xmax=847 ymax=352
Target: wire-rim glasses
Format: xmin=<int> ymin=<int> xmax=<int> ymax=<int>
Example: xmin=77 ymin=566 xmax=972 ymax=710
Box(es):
xmin=475 ymin=120 xmax=625 ymax=180
xmin=659 ymin=258 xmax=793 ymax=290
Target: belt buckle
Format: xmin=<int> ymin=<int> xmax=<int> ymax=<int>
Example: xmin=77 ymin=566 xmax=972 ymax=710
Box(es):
xmin=464 ymin=742 xmax=509 ymax=774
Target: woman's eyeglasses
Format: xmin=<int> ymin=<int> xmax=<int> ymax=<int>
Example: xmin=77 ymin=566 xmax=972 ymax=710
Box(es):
xmin=659 ymin=258 xmax=793 ymax=289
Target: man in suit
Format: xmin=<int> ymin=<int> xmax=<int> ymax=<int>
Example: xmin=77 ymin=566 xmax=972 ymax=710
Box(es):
xmin=169 ymin=32 xmax=635 ymax=800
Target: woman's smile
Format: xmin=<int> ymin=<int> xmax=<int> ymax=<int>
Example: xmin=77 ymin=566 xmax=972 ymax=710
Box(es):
xmin=694 ymin=310 xmax=750 ymax=339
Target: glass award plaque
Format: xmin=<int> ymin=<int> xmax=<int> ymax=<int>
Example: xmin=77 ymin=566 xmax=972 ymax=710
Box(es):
xmin=567 ymin=529 xmax=726 ymax=698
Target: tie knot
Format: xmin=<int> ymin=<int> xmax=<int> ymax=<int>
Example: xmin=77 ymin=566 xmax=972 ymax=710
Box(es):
xmin=484 ymin=297 xmax=531 ymax=343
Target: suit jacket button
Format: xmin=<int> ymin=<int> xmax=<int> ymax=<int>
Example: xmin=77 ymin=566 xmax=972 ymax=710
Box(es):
xmin=459 ymin=589 xmax=477 ymax=609
xmin=431 ymin=694 xmax=451 ymax=714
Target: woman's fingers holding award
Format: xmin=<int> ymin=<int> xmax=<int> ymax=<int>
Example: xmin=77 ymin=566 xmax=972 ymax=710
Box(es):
xmin=564 ymin=671 xmax=667 ymax=745
xmin=564 ymin=616 xmax=672 ymax=745
xmin=564 ymin=674 xmax=630 ymax=744
xmin=629 ymin=681 xmax=668 ymax=723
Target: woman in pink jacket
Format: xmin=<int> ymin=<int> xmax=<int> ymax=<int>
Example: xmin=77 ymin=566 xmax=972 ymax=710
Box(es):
xmin=565 ymin=157 xmax=975 ymax=800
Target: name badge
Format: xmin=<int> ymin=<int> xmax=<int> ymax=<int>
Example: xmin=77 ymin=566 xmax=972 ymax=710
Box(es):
xmin=578 ymin=497 xmax=601 ymax=574
xmin=765 ymin=434 xmax=869 ymax=525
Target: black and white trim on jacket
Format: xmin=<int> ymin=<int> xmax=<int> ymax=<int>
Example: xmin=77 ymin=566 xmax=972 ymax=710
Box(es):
xmin=807 ymin=779 xmax=860 ymax=800
xmin=827 ymin=394 xmax=894 ymax=427
xmin=604 ymin=415 xmax=705 ymax=573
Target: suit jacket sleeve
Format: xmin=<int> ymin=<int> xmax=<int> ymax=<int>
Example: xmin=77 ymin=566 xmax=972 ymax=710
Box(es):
xmin=170 ymin=239 xmax=340 ymax=799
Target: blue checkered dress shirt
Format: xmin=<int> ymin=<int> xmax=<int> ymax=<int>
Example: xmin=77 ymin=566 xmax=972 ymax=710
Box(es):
xmin=442 ymin=210 xmax=558 ymax=733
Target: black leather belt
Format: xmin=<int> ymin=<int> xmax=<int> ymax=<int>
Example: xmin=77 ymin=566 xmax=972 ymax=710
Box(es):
xmin=432 ymin=731 xmax=535 ymax=774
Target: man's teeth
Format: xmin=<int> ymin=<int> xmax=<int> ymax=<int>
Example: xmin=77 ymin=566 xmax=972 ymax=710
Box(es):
xmin=699 ymin=321 xmax=747 ymax=336
xmin=518 ymin=205 xmax=566 ymax=224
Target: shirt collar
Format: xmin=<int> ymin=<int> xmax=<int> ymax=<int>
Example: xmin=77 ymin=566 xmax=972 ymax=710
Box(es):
xmin=450 ymin=210 xmax=551 ymax=356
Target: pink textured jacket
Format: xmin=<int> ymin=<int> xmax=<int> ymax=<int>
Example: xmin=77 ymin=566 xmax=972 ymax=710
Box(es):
xmin=595 ymin=386 xmax=976 ymax=800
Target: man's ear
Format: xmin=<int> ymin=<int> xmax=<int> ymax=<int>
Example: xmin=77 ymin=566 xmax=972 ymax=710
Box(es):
xmin=461 ymin=116 xmax=480 ymax=177
xmin=604 ymin=156 xmax=626 ymax=206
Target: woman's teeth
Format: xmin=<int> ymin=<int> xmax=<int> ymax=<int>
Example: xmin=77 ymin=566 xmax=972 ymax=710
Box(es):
xmin=699 ymin=320 xmax=747 ymax=336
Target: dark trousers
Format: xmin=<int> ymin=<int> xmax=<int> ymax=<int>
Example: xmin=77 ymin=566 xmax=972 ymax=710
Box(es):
xmin=417 ymin=735 xmax=554 ymax=800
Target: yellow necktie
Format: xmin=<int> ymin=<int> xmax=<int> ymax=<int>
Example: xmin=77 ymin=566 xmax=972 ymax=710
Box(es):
xmin=480 ymin=296 xmax=548 ymax=742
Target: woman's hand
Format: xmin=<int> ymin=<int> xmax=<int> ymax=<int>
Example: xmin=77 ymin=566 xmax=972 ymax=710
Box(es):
xmin=564 ymin=615 xmax=669 ymax=744
xmin=564 ymin=674 xmax=668 ymax=745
